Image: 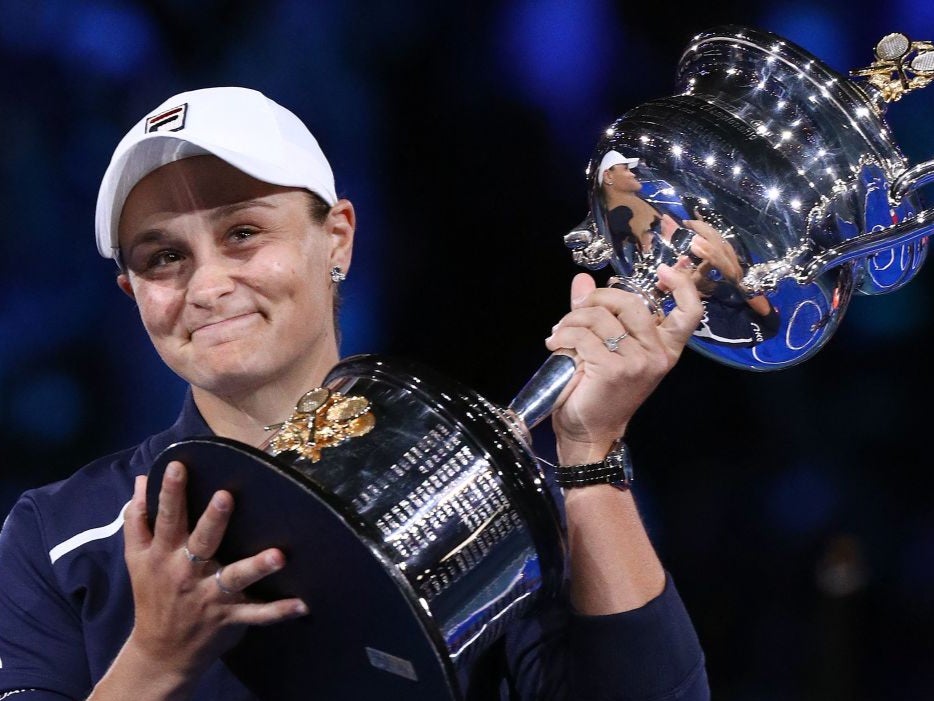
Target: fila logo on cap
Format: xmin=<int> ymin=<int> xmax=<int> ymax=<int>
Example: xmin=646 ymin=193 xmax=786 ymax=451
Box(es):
xmin=145 ymin=103 xmax=188 ymax=133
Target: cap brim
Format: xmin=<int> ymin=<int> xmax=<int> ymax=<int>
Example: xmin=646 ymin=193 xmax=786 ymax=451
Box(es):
xmin=96 ymin=134 xmax=337 ymax=259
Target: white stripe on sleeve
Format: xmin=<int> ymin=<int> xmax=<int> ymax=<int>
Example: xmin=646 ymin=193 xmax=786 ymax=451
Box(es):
xmin=48 ymin=501 xmax=131 ymax=564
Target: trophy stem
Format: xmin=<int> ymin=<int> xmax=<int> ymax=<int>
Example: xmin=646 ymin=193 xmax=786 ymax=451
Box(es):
xmin=505 ymin=354 xmax=577 ymax=438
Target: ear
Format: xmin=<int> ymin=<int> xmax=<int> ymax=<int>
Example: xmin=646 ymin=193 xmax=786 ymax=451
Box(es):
xmin=116 ymin=273 xmax=136 ymax=301
xmin=326 ymin=199 xmax=356 ymax=274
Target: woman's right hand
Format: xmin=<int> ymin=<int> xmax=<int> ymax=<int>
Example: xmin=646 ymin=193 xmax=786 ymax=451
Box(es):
xmin=116 ymin=462 xmax=308 ymax=695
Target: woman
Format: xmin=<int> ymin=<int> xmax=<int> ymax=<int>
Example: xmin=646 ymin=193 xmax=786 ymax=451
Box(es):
xmin=0 ymin=88 xmax=709 ymax=700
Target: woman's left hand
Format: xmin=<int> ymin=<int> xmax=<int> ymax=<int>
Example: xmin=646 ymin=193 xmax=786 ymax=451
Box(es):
xmin=545 ymin=264 xmax=702 ymax=462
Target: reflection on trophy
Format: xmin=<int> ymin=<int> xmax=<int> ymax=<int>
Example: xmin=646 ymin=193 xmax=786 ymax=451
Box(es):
xmin=566 ymin=25 xmax=934 ymax=371
xmin=589 ymin=150 xmax=782 ymax=349
xmin=147 ymin=24 xmax=934 ymax=700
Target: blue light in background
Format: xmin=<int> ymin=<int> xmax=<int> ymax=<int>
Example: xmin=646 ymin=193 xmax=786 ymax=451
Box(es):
xmin=760 ymin=4 xmax=857 ymax=72
xmin=493 ymin=0 xmax=616 ymax=129
xmin=8 ymin=371 xmax=84 ymax=444
xmin=0 ymin=291 xmax=82 ymax=371
xmin=765 ymin=462 xmax=839 ymax=540
xmin=0 ymin=0 xmax=156 ymax=79
xmin=0 ymin=0 xmax=66 ymax=54
xmin=65 ymin=3 xmax=156 ymax=78
xmin=890 ymin=0 xmax=934 ymax=34
xmin=841 ymin=282 xmax=928 ymax=344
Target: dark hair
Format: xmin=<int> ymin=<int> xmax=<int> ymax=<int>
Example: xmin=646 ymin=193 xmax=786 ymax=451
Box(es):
xmin=306 ymin=190 xmax=331 ymax=225
xmin=305 ymin=191 xmax=343 ymax=345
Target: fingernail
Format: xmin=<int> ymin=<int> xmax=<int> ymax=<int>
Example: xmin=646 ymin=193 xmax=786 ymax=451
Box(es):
xmin=266 ymin=552 xmax=284 ymax=569
xmin=295 ymin=601 xmax=309 ymax=615
xmin=166 ymin=463 xmax=180 ymax=479
xmin=211 ymin=493 xmax=230 ymax=512
xmin=571 ymin=295 xmax=587 ymax=305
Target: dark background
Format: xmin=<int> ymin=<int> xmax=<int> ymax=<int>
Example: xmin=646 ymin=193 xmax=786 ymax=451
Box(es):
xmin=4 ymin=2 xmax=934 ymax=698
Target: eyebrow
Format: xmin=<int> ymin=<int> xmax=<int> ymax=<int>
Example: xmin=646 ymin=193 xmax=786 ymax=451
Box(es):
xmin=208 ymin=198 xmax=279 ymax=221
xmin=124 ymin=229 xmax=170 ymax=252
xmin=122 ymin=199 xmax=280 ymax=258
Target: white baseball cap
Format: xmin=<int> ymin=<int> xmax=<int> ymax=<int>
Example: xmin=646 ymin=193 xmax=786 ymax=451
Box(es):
xmin=597 ymin=150 xmax=640 ymax=185
xmin=95 ymin=86 xmax=338 ymax=262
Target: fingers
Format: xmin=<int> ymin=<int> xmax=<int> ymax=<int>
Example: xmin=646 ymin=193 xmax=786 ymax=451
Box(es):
xmin=553 ymin=262 xmax=703 ymax=358
xmin=233 ymin=598 xmax=310 ymax=626
xmin=547 ymin=305 xmax=628 ymax=351
xmin=123 ymin=475 xmax=153 ymax=554
xmin=574 ymin=286 xmax=658 ymax=341
xmin=547 ymin=324 xmax=627 ymax=365
xmin=147 ymin=461 xmax=278 ymax=599
xmin=682 ymin=219 xmax=720 ymax=261
xmin=211 ymin=547 xmax=311 ymax=625
xmin=186 ymin=490 xmax=234 ymax=562
xmin=150 ymin=461 xmax=234 ymax=564
xmin=681 ymin=218 xmax=718 ymax=240
xmin=126 ymin=461 xmax=309 ymax=658
xmin=152 ymin=461 xmax=189 ymax=545
xmin=659 ymin=213 xmax=680 ymax=238
xmin=656 ymin=263 xmax=704 ymax=346
xmin=687 ymin=233 xmax=714 ymax=259
xmin=570 ymin=272 xmax=597 ymax=309
xmin=215 ymin=549 xmax=284 ymax=594
xmin=549 ymin=273 xmax=649 ymax=359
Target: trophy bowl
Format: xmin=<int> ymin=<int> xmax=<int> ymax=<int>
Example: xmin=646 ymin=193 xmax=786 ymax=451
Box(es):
xmin=566 ymin=25 xmax=934 ymax=371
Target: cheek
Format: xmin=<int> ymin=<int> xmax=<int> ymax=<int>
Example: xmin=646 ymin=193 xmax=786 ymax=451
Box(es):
xmin=262 ymin=243 xmax=329 ymax=300
xmin=259 ymin=258 xmax=308 ymax=302
xmin=133 ymin=286 xmax=183 ymax=337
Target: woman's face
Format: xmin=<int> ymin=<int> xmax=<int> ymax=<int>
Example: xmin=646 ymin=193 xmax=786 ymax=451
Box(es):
xmin=603 ymin=164 xmax=642 ymax=193
xmin=116 ymin=155 xmax=354 ymax=398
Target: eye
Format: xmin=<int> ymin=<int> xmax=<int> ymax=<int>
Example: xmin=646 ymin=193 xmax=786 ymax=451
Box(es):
xmin=145 ymin=249 xmax=184 ymax=270
xmin=228 ymin=226 xmax=259 ymax=243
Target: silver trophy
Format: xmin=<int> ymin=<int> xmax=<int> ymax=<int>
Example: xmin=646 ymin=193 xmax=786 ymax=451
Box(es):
xmin=147 ymin=25 xmax=934 ymax=700
xmin=564 ymin=25 xmax=934 ymax=371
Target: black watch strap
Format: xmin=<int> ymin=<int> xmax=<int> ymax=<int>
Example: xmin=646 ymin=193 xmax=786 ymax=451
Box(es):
xmin=554 ymin=440 xmax=633 ymax=489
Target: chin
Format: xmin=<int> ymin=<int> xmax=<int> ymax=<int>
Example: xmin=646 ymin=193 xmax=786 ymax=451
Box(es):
xmin=181 ymin=356 xmax=274 ymax=395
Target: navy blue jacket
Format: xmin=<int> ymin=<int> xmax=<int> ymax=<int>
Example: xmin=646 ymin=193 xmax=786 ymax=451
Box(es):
xmin=0 ymin=391 xmax=708 ymax=700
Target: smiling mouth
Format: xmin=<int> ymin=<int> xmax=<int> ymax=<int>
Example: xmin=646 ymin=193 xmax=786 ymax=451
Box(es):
xmin=191 ymin=312 xmax=260 ymax=338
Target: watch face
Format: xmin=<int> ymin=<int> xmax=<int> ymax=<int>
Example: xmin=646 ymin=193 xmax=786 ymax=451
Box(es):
xmin=606 ymin=443 xmax=634 ymax=485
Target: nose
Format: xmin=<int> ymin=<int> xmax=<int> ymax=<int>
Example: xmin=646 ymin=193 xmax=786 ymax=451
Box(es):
xmin=185 ymin=255 xmax=237 ymax=308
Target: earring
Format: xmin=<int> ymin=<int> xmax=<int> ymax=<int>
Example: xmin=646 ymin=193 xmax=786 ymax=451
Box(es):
xmin=330 ymin=265 xmax=347 ymax=283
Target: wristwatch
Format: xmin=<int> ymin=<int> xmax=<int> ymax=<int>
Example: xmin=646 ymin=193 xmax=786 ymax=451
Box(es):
xmin=554 ymin=438 xmax=634 ymax=490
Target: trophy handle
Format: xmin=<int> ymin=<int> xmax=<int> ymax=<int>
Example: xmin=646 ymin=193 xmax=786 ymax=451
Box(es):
xmin=506 ymin=353 xmax=576 ymax=438
xmin=798 ymin=201 xmax=934 ymax=283
xmin=793 ymin=159 xmax=934 ymax=282
xmin=892 ymin=159 xmax=934 ymax=200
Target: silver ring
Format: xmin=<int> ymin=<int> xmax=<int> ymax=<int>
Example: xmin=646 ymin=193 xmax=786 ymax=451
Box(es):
xmin=603 ymin=331 xmax=630 ymax=353
xmin=183 ymin=545 xmax=210 ymax=564
xmin=215 ymin=565 xmax=236 ymax=595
